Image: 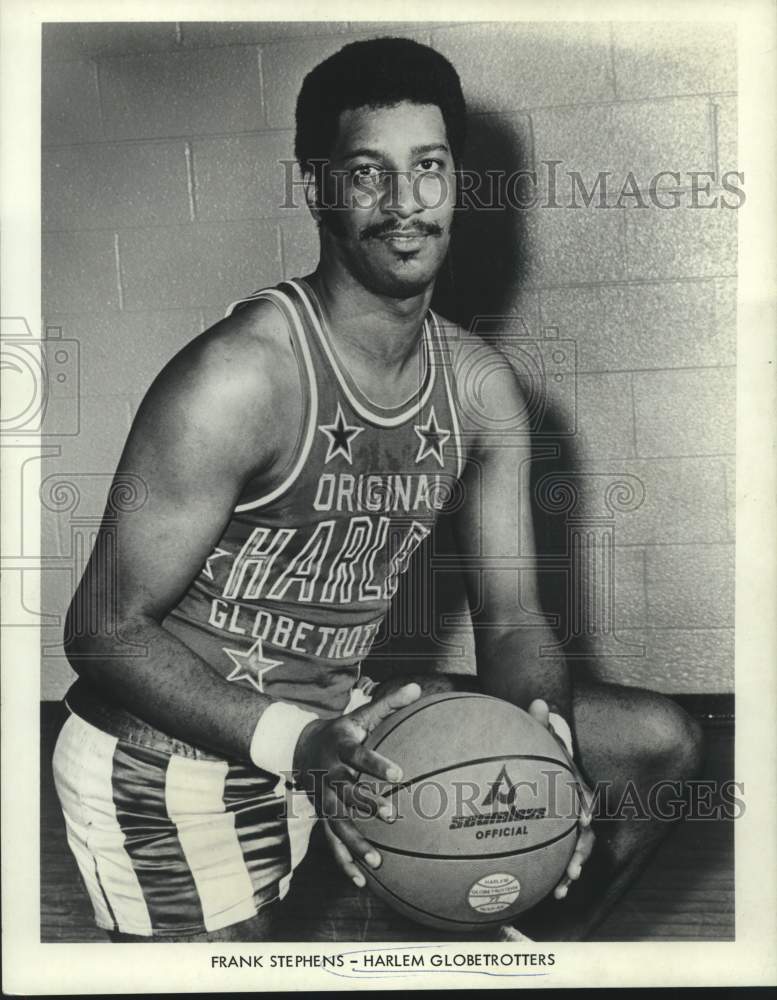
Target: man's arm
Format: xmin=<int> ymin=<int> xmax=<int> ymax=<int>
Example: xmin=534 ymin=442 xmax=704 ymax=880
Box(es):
xmin=65 ymin=301 xmax=420 ymax=875
xmin=64 ymin=301 xmax=301 ymax=760
xmin=450 ymin=341 xmax=571 ymax=721
xmin=449 ymin=336 xmax=594 ymax=900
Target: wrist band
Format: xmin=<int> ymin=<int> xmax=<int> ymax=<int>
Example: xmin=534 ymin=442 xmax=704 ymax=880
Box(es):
xmin=249 ymin=702 xmax=318 ymax=784
xmin=548 ymin=712 xmax=574 ymax=759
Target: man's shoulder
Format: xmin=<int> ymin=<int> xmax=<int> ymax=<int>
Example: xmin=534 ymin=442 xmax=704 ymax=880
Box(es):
xmin=137 ymin=290 xmax=303 ymax=448
xmin=193 ymin=293 xmax=297 ymax=373
xmin=433 ymin=311 xmax=527 ymax=420
xmin=157 ymin=292 xmax=297 ymax=399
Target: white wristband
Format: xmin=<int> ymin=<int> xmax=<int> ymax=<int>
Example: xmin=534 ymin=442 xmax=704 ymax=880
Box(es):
xmin=249 ymin=702 xmax=318 ymax=784
xmin=548 ymin=712 xmax=574 ymax=759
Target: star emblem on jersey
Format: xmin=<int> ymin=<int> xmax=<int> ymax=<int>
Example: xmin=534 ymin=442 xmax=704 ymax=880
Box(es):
xmin=319 ymin=401 xmax=364 ymax=465
xmin=414 ymin=406 xmax=450 ymax=467
xmin=202 ymin=547 xmax=230 ymax=581
xmin=223 ymin=638 xmax=283 ymax=693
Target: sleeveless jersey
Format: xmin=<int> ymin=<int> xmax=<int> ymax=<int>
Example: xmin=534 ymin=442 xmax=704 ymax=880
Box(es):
xmin=163 ymin=278 xmax=464 ymax=716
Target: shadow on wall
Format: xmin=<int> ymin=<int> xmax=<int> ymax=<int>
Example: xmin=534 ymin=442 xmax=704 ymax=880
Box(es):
xmin=380 ymin=109 xmax=600 ymax=680
xmin=433 ymin=109 xmax=531 ymax=324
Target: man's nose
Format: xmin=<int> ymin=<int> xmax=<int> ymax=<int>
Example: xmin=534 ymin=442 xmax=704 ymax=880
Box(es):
xmin=381 ymin=170 xmax=421 ymax=218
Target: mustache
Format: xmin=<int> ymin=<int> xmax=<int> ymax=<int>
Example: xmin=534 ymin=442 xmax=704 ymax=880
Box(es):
xmin=359 ymin=220 xmax=443 ymax=241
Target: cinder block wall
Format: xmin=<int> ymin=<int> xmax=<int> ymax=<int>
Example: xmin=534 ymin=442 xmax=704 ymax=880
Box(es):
xmin=41 ymin=21 xmax=736 ymax=698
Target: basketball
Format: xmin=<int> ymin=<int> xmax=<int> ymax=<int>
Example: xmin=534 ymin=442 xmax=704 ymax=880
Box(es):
xmin=350 ymin=692 xmax=580 ymax=931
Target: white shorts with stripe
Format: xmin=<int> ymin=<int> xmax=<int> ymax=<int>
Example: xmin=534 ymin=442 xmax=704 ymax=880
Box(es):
xmin=52 ymin=684 xmax=373 ymax=938
xmin=52 ymin=711 xmax=317 ymax=937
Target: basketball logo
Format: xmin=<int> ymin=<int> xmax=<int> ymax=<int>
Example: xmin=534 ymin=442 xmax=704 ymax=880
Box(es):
xmin=467 ymin=873 xmax=521 ymax=914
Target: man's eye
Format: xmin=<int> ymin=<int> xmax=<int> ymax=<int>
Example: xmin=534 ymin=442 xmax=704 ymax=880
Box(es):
xmin=352 ymin=165 xmax=382 ymax=181
xmin=418 ymin=159 xmax=444 ymax=172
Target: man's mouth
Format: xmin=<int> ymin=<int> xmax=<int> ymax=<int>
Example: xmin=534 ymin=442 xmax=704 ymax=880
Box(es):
xmin=379 ymin=229 xmax=429 ymax=237
xmin=362 ymin=222 xmax=441 ymax=240
xmin=376 ymin=229 xmax=437 ymax=249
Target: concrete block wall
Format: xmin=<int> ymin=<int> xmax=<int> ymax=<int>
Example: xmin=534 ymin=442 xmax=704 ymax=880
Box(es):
xmin=41 ymin=20 xmax=736 ymax=698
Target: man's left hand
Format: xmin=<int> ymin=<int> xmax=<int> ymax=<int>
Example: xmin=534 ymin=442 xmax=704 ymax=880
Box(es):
xmin=527 ymin=698 xmax=595 ymax=900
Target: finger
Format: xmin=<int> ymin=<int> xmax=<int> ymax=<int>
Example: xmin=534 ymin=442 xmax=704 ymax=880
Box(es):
xmin=570 ymin=780 xmax=594 ymax=829
xmin=327 ymin=759 xmax=359 ymax=786
xmin=577 ymin=782 xmax=595 ymax=826
xmin=574 ymin=826 xmax=596 ymax=864
xmin=319 ymin=785 xmax=351 ymax=824
xmin=566 ymin=850 xmax=585 ymax=882
xmin=558 ymin=828 xmax=596 ymax=893
xmin=340 ymin=741 xmax=404 ymax=784
xmin=355 ymin=675 xmax=379 ymax=697
xmin=326 ymin=813 xmax=382 ymax=870
xmin=566 ymin=828 xmax=596 ymax=880
xmin=350 ymin=683 xmax=422 ymax=732
xmin=566 ymin=849 xmax=586 ymax=882
xmin=323 ymin=822 xmax=366 ymax=888
xmin=527 ymin=699 xmax=550 ymax=728
xmin=333 ymin=776 xmax=395 ymax=823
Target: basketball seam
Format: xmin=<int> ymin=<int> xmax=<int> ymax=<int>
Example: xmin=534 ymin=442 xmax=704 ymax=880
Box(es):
xmin=369 ymin=694 xmax=497 ymax=754
xmin=362 ymin=821 xmax=579 ymax=861
xmin=382 ymin=753 xmax=577 ymax=798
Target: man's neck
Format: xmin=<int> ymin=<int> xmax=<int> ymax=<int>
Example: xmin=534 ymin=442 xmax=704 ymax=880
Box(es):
xmin=305 ymin=260 xmax=434 ymax=374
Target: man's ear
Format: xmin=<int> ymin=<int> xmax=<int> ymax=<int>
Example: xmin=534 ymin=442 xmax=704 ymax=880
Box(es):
xmin=302 ymin=169 xmax=321 ymax=224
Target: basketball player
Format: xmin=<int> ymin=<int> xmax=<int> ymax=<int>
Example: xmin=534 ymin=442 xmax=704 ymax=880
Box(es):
xmin=53 ymin=37 xmax=703 ymax=942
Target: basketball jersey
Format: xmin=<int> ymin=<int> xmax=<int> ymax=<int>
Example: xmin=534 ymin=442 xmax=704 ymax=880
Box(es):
xmin=163 ymin=279 xmax=464 ymax=717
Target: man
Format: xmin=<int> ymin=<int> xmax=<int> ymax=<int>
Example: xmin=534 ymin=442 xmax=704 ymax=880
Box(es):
xmin=53 ymin=37 xmax=703 ymax=943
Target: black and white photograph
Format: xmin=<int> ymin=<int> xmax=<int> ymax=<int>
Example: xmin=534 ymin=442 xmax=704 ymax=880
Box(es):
xmin=1 ymin=1 xmax=776 ymax=993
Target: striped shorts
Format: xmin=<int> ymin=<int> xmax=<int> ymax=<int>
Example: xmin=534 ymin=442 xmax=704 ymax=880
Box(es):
xmin=52 ymin=710 xmax=318 ymax=938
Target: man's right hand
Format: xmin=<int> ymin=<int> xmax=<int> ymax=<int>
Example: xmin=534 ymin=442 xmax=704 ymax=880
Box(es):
xmin=293 ymin=682 xmax=422 ymax=877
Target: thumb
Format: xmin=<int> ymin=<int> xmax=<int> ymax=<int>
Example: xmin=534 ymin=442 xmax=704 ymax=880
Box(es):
xmin=350 ymin=682 xmax=422 ymax=733
xmin=528 ymin=698 xmax=550 ymax=729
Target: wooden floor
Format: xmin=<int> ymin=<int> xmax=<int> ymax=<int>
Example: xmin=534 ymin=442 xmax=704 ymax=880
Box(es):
xmin=40 ymin=700 xmax=734 ymax=943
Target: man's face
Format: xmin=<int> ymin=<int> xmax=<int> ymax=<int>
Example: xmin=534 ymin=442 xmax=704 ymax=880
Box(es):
xmin=316 ymin=101 xmax=456 ymax=299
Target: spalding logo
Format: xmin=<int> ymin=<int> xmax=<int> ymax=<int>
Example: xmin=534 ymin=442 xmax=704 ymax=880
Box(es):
xmin=448 ymin=765 xmax=547 ymax=830
xmin=481 ymin=765 xmax=520 ymax=807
